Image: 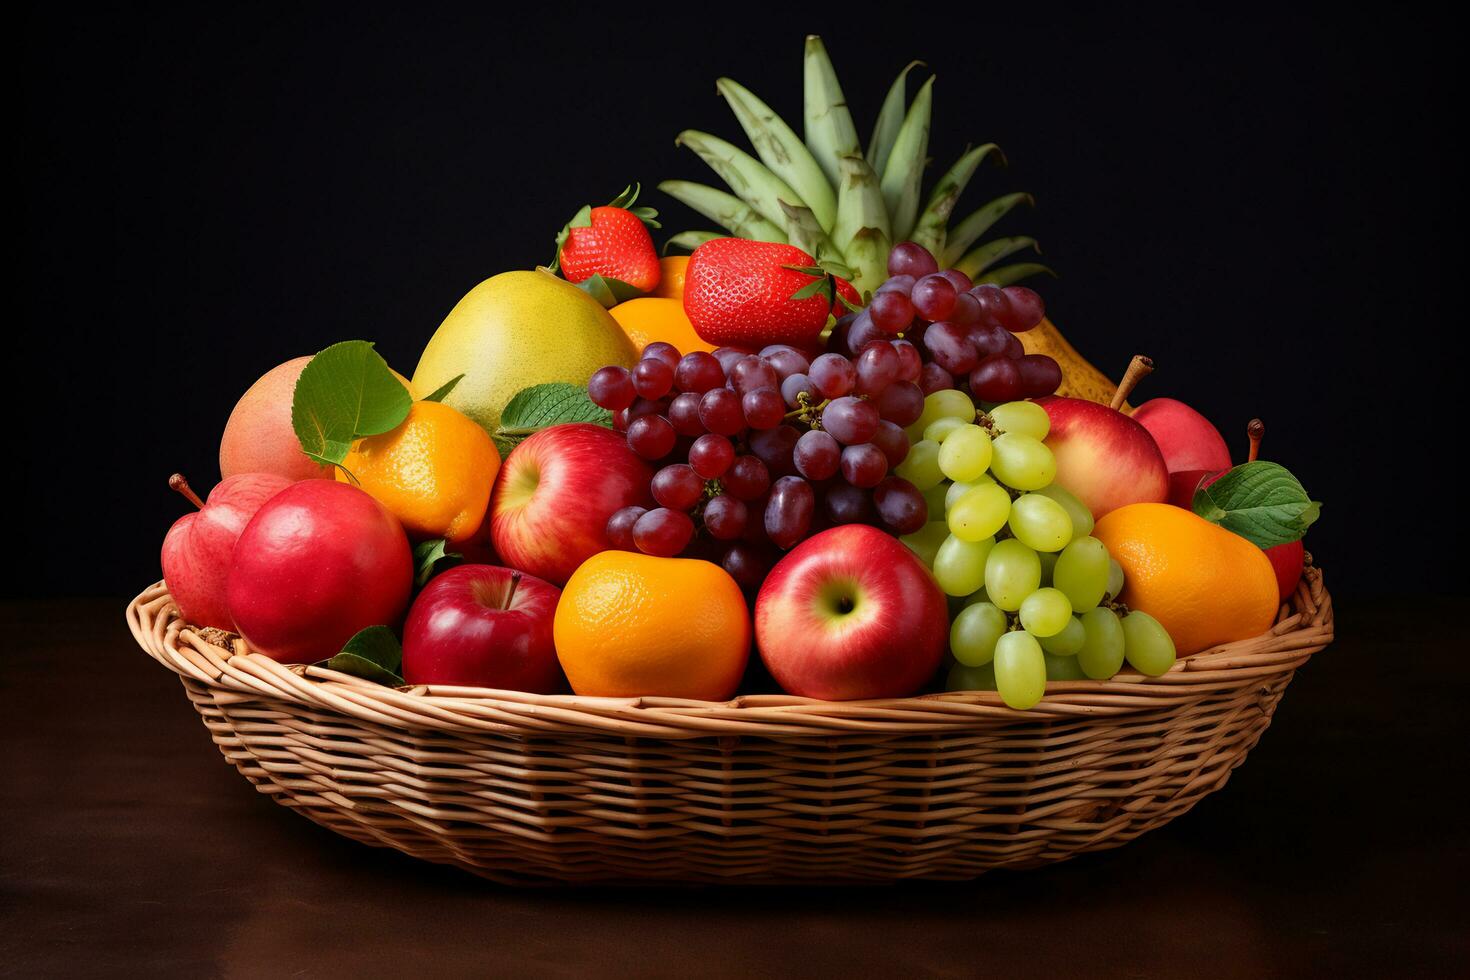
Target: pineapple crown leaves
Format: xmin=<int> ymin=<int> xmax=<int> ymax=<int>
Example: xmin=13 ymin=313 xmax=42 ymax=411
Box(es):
xmin=549 ymin=182 xmax=661 ymax=274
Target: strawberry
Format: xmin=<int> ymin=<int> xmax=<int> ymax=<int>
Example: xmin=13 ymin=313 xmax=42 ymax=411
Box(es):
xmin=683 ymin=238 xmax=853 ymax=350
xmin=552 ymin=185 xmax=661 ymax=293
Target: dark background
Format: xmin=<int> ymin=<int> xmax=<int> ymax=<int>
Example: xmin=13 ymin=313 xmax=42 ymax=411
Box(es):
xmin=20 ymin=5 xmax=1460 ymax=599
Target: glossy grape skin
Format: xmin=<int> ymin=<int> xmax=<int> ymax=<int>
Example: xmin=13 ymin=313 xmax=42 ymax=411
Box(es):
xmin=984 ymin=538 xmax=1042 ymax=611
xmin=968 ymin=321 xmax=1012 ymax=358
xmin=937 ymin=424 xmax=994 ymax=482
xmin=839 ymin=443 xmax=888 ymax=488
xmin=605 ymin=505 xmax=647 ymax=551
xmin=711 ymin=347 xmax=746 ymax=373
xmin=912 ymin=274 xmax=958 ymax=321
xmin=875 ymin=381 xmax=925 ymax=427
xmin=748 ymin=425 xmax=800 ymax=477
xmin=1034 ymin=484 xmax=1094 ymax=538
xmin=923 ymin=321 xmax=980 ymax=374
xmin=945 ymin=476 xmax=994 ymax=509
xmin=1053 ymin=536 xmax=1111 ymax=612
xmin=628 ymin=396 xmax=669 ymax=421
xmin=949 ymin=291 xmax=982 ymax=326
xmin=1016 ymin=354 xmax=1063 ymax=397
xmin=698 ymin=388 xmax=744 ymax=436
xmin=947 ymin=482 xmax=1011 ymax=541
xmin=988 ymin=400 xmax=1050 ymax=440
xmin=1038 ymin=550 xmax=1058 ymax=585
xmin=808 ymin=353 xmax=856 ymax=399
xmin=650 ymin=464 xmax=704 ymax=511
xmin=1019 ymin=587 xmax=1073 ymax=637
xmin=999 ymin=286 xmax=1045 ymax=332
xmin=666 ymin=391 xmax=707 ymax=436
xmin=872 ymin=476 xmax=928 ymax=534
xmin=1106 ymin=558 xmax=1126 ymax=600
xmin=720 ymin=542 xmax=770 ymax=591
xmin=870 ymin=421 xmax=911 ymax=468
xmin=588 ymin=366 xmax=636 ymax=411
xmin=1121 ymin=611 xmax=1177 ymax=676
xmin=994 ymin=631 xmax=1047 ymax=709
xmin=950 ymin=600 xmax=1007 ymax=666
xmin=1077 ymin=607 xmax=1126 ymax=679
xmin=989 ymin=432 xmax=1056 ymax=490
xmin=730 ymin=355 xmax=779 ymax=395
xmin=765 ymin=476 xmax=815 ymax=549
xmin=970 ymin=354 xmax=1026 ymax=402
xmin=877 ymin=273 xmax=916 ymax=296
xmin=723 ymin=455 xmax=771 ymax=501
xmin=642 ymin=342 xmax=682 ymax=369
xmin=908 ymin=389 xmax=976 ymax=441
xmin=1043 ymin=651 xmax=1088 ymax=680
xmin=969 ymin=284 xmax=1012 ymax=327
xmin=918 ymin=362 xmax=955 ymax=394
xmin=765 ymin=348 xmax=810 ymax=380
xmin=900 ymin=521 xmax=950 ymax=566
xmin=703 ymin=493 xmax=748 ymax=541
xmin=822 ymin=397 xmax=880 ymax=445
xmin=846 ymin=313 xmax=885 ymax=354
xmin=894 ymin=439 xmax=944 ymax=491
xmin=925 ymin=416 xmax=969 ymax=444
xmin=888 ymin=241 xmax=939 ymax=278
xmin=853 ymin=343 xmax=900 ymax=397
xmin=625 ymin=414 xmax=677 ymax=461
xmin=632 ymin=358 xmax=675 ymax=400
xmin=688 ymin=433 xmax=735 ymax=479
xmin=891 ymin=339 xmax=923 ymax=381
xmin=1039 ymin=616 xmax=1086 ymax=656
xmin=632 ymin=507 xmax=694 ymax=557
xmin=933 ymin=534 xmax=994 ymax=597
xmin=824 ymin=481 xmax=875 ymax=525
xmin=793 ymin=429 xmax=841 ymax=481
xmin=781 ymin=372 xmax=814 ymax=408
xmin=1008 ymin=493 xmax=1074 ymax=552
xmin=742 ymin=387 xmax=786 ymax=429
xmin=673 ymin=351 xmax=723 ymax=393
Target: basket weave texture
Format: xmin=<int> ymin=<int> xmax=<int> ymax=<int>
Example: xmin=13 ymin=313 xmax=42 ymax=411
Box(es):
xmin=127 ymin=569 xmax=1332 ymax=884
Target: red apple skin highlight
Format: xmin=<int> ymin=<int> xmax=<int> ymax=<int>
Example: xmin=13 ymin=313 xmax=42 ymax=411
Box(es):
xmin=1037 ymin=396 xmax=1170 ymax=519
xmin=1130 ymin=397 xmax=1233 ymax=474
xmin=161 ymin=473 xmax=293 ymax=629
xmin=755 ymin=524 xmax=948 ymax=700
xmin=402 ymin=564 xmax=565 ymax=693
xmin=227 ymin=481 xmax=413 ymax=664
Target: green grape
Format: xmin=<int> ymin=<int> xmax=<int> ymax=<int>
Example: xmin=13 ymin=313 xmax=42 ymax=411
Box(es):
xmin=947 ymin=482 xmax=1012 ymax=542
xmin=950 ymin=601 xmax=1008 ymax=666
xmin=946 ymin=659 xmax=997 ymax=692
xmin=1018 ymin=587 xmax=1073 ymax=637
xmin=908 ymin=389 xmax=978 ymax=441
xmin=1106 ymin=558 xmax=1126 ymax=600
xmin=946 ymin=476 xmax=995 ymax=509
xmin=1043 ymin=651 xmax=1088 ymax=680
xmin=1077 ymin=607 xmax=1125 ymax=679
xmin=899 ymin=521 xmax=950 ymax=567
xmin=924 ymin=416 xmax=969 ymax=443
xmin=894 ymin=439 xmax=944 ymax=490
xmin=1008 ymin=493 xmax=1073 ymax=552
xmin=922 ymin=480 xmax=951 ymax=519
xmin=983 ymin=538 xmax=1041 ymax=611
xmin=963 ymin=588 xmax=991 ymax=606
xmin=937 ymin=424 xmax=993 ymax=481
xmin=1038 ymin=550 xmax=1058 ymax=585
xmin=1033 ymin=484 xmax=1094 ymax=539
xmin=1053 ymin=536 xmax=1111 ymax=612
xmin=1039 ymin=616 xmax=1086 ymax=655
xmin=988 ymin=400 xmax=1050 ymax=440
xmin=988 ymin=432 xmax=1056 ymax=491
xmin=994 ymin=631 xmax=1047 ymax=709
xmin=1122 ymin=611 xmax=1177 ymax=676
xmin=934 ymin=535 xmax=995 ymax=597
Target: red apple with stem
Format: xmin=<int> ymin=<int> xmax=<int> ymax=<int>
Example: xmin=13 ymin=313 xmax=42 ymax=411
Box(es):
xmin=227 ymin=480 xmax=413 ymax=663
xmin=402 ymin=565 xmax=564 ymax=692
xmin=1131 ymin=396 xmax=1232 ymax=474
xmin=490 ymin=423 xmax=654 ymax=585
xmin=755 ymin=524 xmax=947 ymax=700
xmin=161 ymin=472 xmax=292 ymax=629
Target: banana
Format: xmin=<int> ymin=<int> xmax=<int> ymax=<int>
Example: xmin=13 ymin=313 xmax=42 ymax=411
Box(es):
xmin=1019 ymin=318 xmax=1127 ymax=408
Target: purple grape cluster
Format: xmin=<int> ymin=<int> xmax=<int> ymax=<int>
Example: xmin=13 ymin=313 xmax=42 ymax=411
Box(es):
xmin=587 ymin=337 xmax=929 ymax=588
xmin=830 ymin=241 xmax=1061 ymax=402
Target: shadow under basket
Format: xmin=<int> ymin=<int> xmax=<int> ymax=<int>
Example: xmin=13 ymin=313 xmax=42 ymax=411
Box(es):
xmin=126 ymin=568 xmax=1332 ymax=885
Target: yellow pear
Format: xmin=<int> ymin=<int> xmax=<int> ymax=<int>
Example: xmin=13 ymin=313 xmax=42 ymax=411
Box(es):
xmin=412 ymin=270 xmax=637 ymax=435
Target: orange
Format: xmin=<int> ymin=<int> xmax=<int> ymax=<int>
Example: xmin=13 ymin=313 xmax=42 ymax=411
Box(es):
xmin=609 ymin=296 xmax=717 ymax=354
xmin=650 ymin=255 xmax=689 ymax=300
xmin=553 ymin=551 xmax=750 ymax=699
xmin=339 ymin=400 xmax=500 ymax=543
xmin=1093 ymin=503 xmax=1279 ymax=657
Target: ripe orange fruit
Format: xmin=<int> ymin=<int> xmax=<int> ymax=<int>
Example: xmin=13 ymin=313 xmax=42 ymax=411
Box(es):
xmin=554 ymin=551 xmax=750 ymax=699
xmin=609 ymin=296 xmax=717 ymax=354
xmin=650 ymin=255 xmax=689 ymax=300
xmin=339 ymin=400 xmax=500 ymax=544
xmin=1093 ymin=503 xmax=1279 ymax=656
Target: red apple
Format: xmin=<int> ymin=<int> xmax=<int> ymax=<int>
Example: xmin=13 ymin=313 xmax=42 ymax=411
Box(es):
xmin=227 ymin=481 xmax=413 ymax=664
xmin=755 ymin=524 xmax=947 ymax=699
xmin=490 ymin=423 xmax=653 ymax=585
xmin=1037 ymin=396 xmax=1169 ymax=518
xmin=402 ymin=565 xmax=563 ymax=692
xmin=1131 ymin=397 xmax=1232 ymax=475
xmin=1165 ymin=467 xmax=1215 ymax=509
xmin=161 ymin=473 xmax=293 ymax=629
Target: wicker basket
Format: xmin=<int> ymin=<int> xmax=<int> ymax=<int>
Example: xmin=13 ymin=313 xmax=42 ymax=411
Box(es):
xmin=126 ymin=568 xmax=1332 ymax=884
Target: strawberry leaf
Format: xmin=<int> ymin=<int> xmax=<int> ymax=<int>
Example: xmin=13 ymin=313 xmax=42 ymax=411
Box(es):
xmin=789 ymin=277 xmax=833 ymax=302
xmin=290 ymin=341 xmax=412 ymax=467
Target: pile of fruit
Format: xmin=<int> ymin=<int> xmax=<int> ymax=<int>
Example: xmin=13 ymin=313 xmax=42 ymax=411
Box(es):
xmin=161 ymin=38 xmax=1320 ymax=712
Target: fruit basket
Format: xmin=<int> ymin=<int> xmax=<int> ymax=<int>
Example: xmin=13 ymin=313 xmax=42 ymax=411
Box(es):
xmin=127 ymin=567 xmax=1331 ymax=885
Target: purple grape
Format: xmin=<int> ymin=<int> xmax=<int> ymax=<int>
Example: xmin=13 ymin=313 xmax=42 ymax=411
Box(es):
xmin=651 ymin=463 xmax=705 ymax=511
xmin=888 ymin=241 xmax=939 ymax=278
xmin=628 ymin=397 xmax=669 ymax=421
xmin=824 ymin=481 xmax=875 ymax=525
xmin=748 ymin=424 xmax=800 ymax=476
xmin=730 ymin=355 xmax=779 ymax=395
xmin=588 ymin=366 xmax=635 ymax=411
xmin=970 ymin=354 xmax=1026 ymax=402
xmin=854 ymin=341 xmax=900 ymax=396
xmin=721 ymin=542 xmax=770 ymax=591
xmin=612 ymin=407 xmax=631 ymax=431
xmin=626 ymin=414 xmax=676 ymax=460
xmin=689 ymin=433 xmax=735 ymax=478
xmin=821 ymin=396 xmax=880 ymax=445
xmin=711 ymin=347 xmax=747 ymax=374
xmin=675 ymin=351 xmax=725 ymax=393
xmin=949 ymin=291 xmax=982 ymax=327
xmin=1000 ymin=286 xmax=1046 ymax=332
xmin=940 ymin=269 xmax=974 ymax=293
xmin=703 ymin=494 xmax=748 ymax=540
xmin=780 ymin=372 xmax=814 ymax=408
xmin=698 ymin=388 xmax=745 ymax=436
xmin=873 ymin=476 xmax=927 ymax=534
xmin=633 ymin=507 xmax=694 ymax=556
xmin=969 ymin=321 xmax=1012 ymax=358
xmin=723 ymin=455 xmax=770 ymax=500
xmin=846 ymin=312 xmax=885 ymax=352
xmin=869 ymin=291 xmax=915 ymax=334
xmin=1002 ymin=331 xmax=1024 ymax=358
xmin=642 ymin=342 xmax=682 ymax=370
xmin=809 ymin=353 xmax=856 ymax=399
xmin=1017 ymin=353 xmax=1063 ymax=397
xmin=911 ymin=274 xmax=957 ymax=322
xmin=793 ymin=429 xmax=841 ymax=481
xmin=923 ymin=321 xmax=981 ymax=375
xmin=826 ymin=314 xmax=856 ymax=357
xmin=871 ymin=420 xmax=911 ymax=467
xmin=970 ymin=284 xmax=1011 ymax=328
xmin=874 ymin=380 xmax=924 ymax=427
xmin=919 ymin=362 xmax=955 ymax=394
xmin=667 ymin=391 xmax=706 ymax=436
xmin=875 ymin=273 xmax=916 ymax=296
xmin=742 ymin=387 xmax=785 ymax=429
xmin=764 ymin=348 xmax=810 ymax=380
xmin=765 ymin=476 xmax=815 ymax=549
xmin=605 ymin=505 xmax=647 ymax=550
xmin=632 ymin=357 xmax=675 ymax=400
xmin=840 ymin=443 xmax=888 ymax=488
xmin=891 ymin=339 xmax=922 ymax=382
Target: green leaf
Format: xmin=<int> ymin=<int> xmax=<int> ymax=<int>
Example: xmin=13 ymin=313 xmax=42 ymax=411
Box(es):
xmin=975 ymin=262 xmax=1056 ymax=287
xmin=657 ymin=181 xmax=787 ymax=243
xmin=494 ymin=383 xmax=612 ymax=456
xmin=318 ymin=626 xmax=404 ymax=686
xmin=942 ymin=192 xmax=1035 ymax=268
xmin=867 ymin=60 xmax=924 ymax=179
xmin=663 ymin=230 xmax=723 ymax=254
xmin=573 ymin=274 xmax=646 ymax=309
xmin=953 ymin=236 xmax=1041 ymax=280
xmin=789 ymin=276 xmax=833 ymax=302
xmin=413 ymin=538 xmax=463 ymax=588
xmin=1192 ymin=461 xmax=1322 ymax=548
xmin=419 ymin=374 xmax=464 ymax=403
xmin=291 ymin=341 xmax=412 ymax=467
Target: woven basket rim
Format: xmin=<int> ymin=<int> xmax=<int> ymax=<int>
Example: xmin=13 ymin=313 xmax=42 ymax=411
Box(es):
xmin=126 ymin=568 xmax=1332 ymax=739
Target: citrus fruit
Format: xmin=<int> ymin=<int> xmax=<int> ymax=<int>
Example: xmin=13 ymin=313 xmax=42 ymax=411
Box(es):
xmin=339 ymin=400 xmax=500 ymax=543
xmin=412 ymin=270 xmax=636 ymax=435
xmin=650 ymin=255 xmax=689 ymax=300
xmin=1093 ymin=502 xmax=1279 ymax=656
xmin=608 ymin=296 xmax=717 ymax=354
xmin=553 ymin=551 xmax=749 ymax=699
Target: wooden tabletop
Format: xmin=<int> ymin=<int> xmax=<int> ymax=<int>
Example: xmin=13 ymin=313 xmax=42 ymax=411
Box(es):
xmin=3 ymin=596 xmax=1462 ymax=978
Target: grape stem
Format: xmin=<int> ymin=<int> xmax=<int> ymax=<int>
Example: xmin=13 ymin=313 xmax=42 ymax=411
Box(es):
xmin=169 ymin=473 xmax=206 ymax=510
xmin=1110 ymin=355 xmax=1154 ymax=410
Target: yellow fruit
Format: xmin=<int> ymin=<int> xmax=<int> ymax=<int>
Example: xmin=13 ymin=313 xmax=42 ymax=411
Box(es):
xmin=412 ymin=270 xmax=636 ymax=434
xmin=1019 ymin=317 xmax=1129 ymax=408
xmin=553 ymin=551 xmax=750 ymax=700
xmin=650 ymin=255 xmax=689 ymax=299
xmin=340 ymin=400 xmax=500 ymax=543
xmin=1093 ymin=503 xmax=1279 ymax=657
xmin=608 ymin=296 xmax=717 ymax=354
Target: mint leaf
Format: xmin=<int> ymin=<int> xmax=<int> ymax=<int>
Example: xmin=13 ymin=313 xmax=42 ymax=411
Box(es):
xmin=413 ymin=538 xmax=463 ymax=588
xmin=493 ymin=383 xmax=612 ymax=455
xmin=318 ymin=626 xmax=404 ymax=686
xmin=420 ymin=373 xmax=464 ymax=403
xmin=291 ymin=341 xmax=412 ymax=466
xmin=573 ymin=274 xmax=646 ymax=309
xmin=1192 ymin=461 xmax=1321 ymax=548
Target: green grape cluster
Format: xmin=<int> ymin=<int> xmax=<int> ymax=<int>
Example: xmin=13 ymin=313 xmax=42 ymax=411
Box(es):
xmin=898 ymin=395 xmax=1178 ymax=710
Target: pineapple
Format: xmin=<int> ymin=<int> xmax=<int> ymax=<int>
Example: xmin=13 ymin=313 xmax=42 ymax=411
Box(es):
xmin=659 ymin=36 xmax=1051 ymax=298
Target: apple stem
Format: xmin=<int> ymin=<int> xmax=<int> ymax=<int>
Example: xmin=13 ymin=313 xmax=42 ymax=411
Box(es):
xmin=502 ymin=571 xmax=521 ymax=610
xmin=1247 ymin=419 xmax=1265 ymax=462
xmin=169 ymin=473 xmax=206 ymax=510
xmin=1109 ymin=355 xmax=1154 ymax=411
